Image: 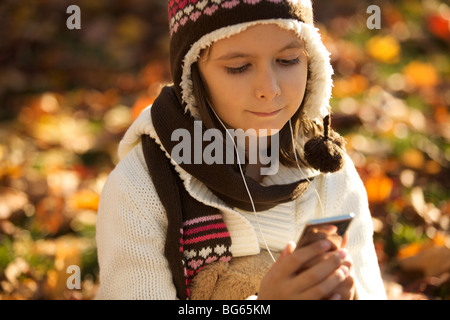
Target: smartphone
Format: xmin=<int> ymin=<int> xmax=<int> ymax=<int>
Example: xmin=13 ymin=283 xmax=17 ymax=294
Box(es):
xmin=296 ymin=213 xmax=355 ymax=249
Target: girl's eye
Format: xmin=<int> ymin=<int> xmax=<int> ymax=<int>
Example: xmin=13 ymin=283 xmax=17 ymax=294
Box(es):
xmin=226 ymin=64 xmax=250 ymax=74
xmin=225 ymin=58 xmax=300 ymax=75
xmin=278 ymin=57 xmax=300 ymax=66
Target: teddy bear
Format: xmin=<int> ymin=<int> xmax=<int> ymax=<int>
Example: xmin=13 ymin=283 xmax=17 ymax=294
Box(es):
xmin=189 ymin=250 xmax=279 ymax=300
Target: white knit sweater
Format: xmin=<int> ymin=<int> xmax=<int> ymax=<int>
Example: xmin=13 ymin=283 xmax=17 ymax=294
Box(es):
xmin=95 ymin=107 xmax=387 ymax=300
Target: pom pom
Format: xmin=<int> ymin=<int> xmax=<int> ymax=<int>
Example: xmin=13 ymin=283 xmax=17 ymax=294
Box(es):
xmin=304 ymin=115 xmax=346 ymax=173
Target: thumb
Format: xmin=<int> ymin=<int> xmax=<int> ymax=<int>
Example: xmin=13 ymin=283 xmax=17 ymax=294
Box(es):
xmin=278 ymin=241 xmax=296 ymax=261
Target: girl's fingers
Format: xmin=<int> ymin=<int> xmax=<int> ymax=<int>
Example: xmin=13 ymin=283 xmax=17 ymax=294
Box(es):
xmin=277 ymin=241 xmax=296 ymax=261
xmin=301 ymin=247 xmax=352 ymax=271
xmin=301 ymin=263 xmax=350 ymax=300
xmin=276 ymin=240 xmax=332 ymax=276
xmin=273 ymin=240 xmax=331 ymax=276
xmin=328 ymin=273 xmax=356 ymax=300
xmin=292 ymin=249 xmax=348 ymax=294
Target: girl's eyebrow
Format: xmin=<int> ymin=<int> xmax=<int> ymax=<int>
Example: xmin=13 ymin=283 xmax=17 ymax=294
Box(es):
xmin=214 ymin=40 xmax=304 ymax=61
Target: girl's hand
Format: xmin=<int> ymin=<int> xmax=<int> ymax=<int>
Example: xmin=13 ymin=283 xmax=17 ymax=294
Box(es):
xmin=327 ymin=249 xmax=356 ymax=300
xmin=328 ymin=269 xmax=356 ymax=300
xmin=257 ymin=240 xmax=351 ymax=300
xmin=295 ymin=232 xmax=356 ymax=300
xmin=328 ymin=233 xmax=356 ymax=300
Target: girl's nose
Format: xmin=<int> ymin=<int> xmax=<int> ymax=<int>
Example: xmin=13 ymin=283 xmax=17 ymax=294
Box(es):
xmin=254 ymin=65 xmax=281 ymax=101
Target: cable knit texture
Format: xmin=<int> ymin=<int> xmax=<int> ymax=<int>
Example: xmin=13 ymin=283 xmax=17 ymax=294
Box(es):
xmin=95 ymin=107 xmax=387 ymax=299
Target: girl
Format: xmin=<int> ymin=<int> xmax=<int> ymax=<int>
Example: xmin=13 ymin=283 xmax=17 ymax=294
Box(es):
xmin=95 ymin=0 xmax=386 ymax=300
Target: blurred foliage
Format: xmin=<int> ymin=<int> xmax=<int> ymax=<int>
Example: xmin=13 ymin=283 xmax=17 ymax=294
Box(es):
xmin=0 ymin=0 xmax=449 ymax=299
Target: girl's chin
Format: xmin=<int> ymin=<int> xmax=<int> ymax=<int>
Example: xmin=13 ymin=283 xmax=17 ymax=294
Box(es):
xmin=239 ymin=127 xmax=281 ymax=137
xmin=225 ymin=119 xmax=285 ymax=136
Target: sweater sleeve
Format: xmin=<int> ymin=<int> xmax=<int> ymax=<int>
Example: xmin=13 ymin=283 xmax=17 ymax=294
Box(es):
xmin=324 ymin=155 xmax=387 ymax=299
xmin=95 ymin=145 xmax=177 ymax=299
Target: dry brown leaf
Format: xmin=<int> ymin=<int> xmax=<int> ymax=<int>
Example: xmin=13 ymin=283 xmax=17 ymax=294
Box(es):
xmin=398 ymin=244 xmax=450 ymax=277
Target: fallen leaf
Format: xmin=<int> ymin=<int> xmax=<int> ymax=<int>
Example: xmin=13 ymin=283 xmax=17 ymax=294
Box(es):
xmin=398 ymin=244 xmax=450 ymax=277
xmin=364 ymin=173 xmax=394 ymax=203
xmin=427 ymin=13 xmax=450 ymax=40
xmin=35 ymin=194 xmax=66 ymax=234
xmin=365 ymin=35 xmax=401 ymax=64
xmin=398 ymin=233 xmax=450 ymax=277
xmin=403 ymin=61 xmax=439 ymax=88
xmin=332 ymin=74 xmax=369 ymax=98
xmin=131 ymin=94 xmax=155 ymax=120
xmin=68 ymin=189 xmax=100 ymax=211
xmin=400 ymin=149 xmax=425 ymax=169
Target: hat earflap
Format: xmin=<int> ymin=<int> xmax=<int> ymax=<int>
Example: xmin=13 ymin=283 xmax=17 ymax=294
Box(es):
xmin=304 ymin=115 xmax=346 ymax=173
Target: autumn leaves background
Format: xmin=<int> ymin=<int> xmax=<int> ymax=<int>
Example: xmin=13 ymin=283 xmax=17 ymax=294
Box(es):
xmin=0 ymin=0 xmax=449 ymax=299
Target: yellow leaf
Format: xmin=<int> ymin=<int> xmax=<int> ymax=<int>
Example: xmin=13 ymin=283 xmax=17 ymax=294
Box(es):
xmin=366 ymin=35 xmax=401 ymax=63
xmin=400 ymin=149 xmax=424 ymax=169
xmin=68 ymin=189 xmax=100 ymax=211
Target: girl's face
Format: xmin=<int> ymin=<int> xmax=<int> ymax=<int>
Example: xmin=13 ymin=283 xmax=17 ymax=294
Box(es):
xmin=198 ymin=24 xmax=308 ymax=135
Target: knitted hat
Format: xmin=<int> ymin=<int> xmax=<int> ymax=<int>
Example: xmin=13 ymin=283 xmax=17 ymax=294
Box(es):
xmin=167 ymin=0 xmax=345 ymax=172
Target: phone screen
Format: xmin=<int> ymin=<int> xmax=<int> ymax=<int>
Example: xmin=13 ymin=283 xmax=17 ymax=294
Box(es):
xmin=297 ymin=214 xmax=354 ymax=249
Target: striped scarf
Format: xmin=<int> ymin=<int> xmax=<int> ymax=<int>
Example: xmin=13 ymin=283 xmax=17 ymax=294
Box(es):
xmin=142 ymin=134 xmax=231 ymax=300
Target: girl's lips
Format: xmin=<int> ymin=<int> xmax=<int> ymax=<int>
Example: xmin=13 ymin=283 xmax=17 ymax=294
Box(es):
xmin=249 ymin=109 xmax=282 ymax=117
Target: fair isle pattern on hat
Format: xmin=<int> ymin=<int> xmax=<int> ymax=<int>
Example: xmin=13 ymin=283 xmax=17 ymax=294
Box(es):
xmin=180 ymin=19 xmax=333 ymax=123
xmin=168 ymin=0 xmax=315 ymax=107
xmin=168 ymin=0 xmax=333 ymax=124
xmin=169 ymin=0 xmax=312 ymax=36
xmin=169 ymin=0 xmax=313 ymax=36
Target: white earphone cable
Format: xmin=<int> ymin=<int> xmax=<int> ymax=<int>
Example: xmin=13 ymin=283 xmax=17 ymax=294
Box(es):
xmin=207 ymin=103 xmax=276 ymax=262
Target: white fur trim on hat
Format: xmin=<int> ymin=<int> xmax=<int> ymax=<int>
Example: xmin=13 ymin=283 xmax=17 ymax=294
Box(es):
xmin=180 ymin=18 xmax=334 ymax=123
xmin=291 ymin=0 xmax=312 ymax=8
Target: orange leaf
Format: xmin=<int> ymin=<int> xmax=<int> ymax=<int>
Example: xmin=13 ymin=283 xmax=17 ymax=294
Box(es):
xmin=131 ymin=94 xmax=155 ymax=120
xmin=68 ymin=189 xmax=100 ymax=211
xmin=332 ymin=74 xmax=369 ymax=98
xmin=434 ymin=105 xmax=449 ymax=124
xmin=400 ymin=148 xmax=425 ymax=170
xmin=139 ymin=61 xmax=166 ymax=87
xmin=403 ymin=61 xmax=439 ymax=88
xmin=35 ymin=195 xmax=66 ymax=234
xmin=364 ymin=173 xmax=393 ymax=203
xmin=397 ymin=242 xmax=422 ymax=259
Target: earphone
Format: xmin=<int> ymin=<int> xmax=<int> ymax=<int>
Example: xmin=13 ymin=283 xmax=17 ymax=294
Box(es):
xmin=207 ymin=101 xmax=325 ymax=263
